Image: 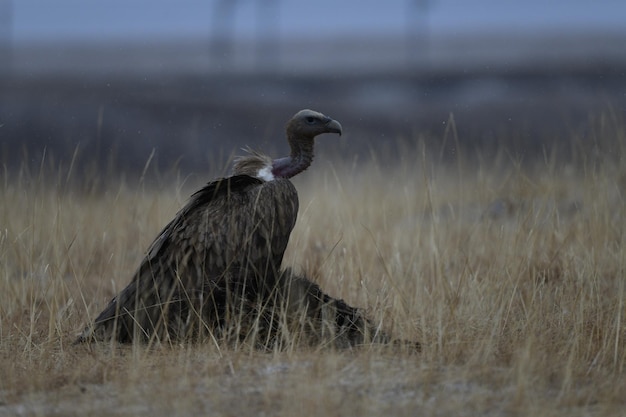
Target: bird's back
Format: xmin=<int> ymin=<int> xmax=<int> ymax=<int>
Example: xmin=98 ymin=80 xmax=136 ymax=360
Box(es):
xmin=79 ymin=175 xmax=299 ymax=343
xmin=147 ymin=175 xmax=298 ymax=277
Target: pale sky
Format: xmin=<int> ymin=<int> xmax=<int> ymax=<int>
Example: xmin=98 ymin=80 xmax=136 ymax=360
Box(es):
xmin=7 ymin=0 xmax=626 ymax=43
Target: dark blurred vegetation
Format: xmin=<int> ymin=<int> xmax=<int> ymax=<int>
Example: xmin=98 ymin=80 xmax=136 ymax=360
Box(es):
xmin=0 ymin=39 xmax=625 ymax=185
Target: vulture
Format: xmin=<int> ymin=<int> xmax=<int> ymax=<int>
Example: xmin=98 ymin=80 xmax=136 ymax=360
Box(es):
xmin=77 ymin=109 xmax=402 ymax=349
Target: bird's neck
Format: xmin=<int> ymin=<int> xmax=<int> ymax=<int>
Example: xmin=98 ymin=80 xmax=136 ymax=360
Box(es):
xmin=272 ymin=135 xmax=314 ymax=179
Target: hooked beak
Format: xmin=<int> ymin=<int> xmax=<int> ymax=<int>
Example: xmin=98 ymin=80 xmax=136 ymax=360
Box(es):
xmin=324 ymin=118 xmax=343 ymax=136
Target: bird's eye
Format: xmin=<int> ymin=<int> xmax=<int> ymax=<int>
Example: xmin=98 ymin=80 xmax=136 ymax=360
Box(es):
xmin=305 ymin=116 xmax=316 ymax=124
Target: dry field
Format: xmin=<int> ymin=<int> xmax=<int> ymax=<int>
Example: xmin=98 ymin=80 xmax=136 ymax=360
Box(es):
xmin=1 ymin=114 xmax=625 ymax=416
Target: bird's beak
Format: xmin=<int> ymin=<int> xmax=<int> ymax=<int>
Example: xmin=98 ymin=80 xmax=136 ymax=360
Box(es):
xmin=325 ymin=118 xmax=343 ymax=136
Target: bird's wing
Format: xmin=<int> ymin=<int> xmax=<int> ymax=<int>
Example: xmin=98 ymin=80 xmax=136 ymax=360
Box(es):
xmin=144 ymin=175 xmax=298 ymax=270
xmin=144 ymin=175 xmax=263 ymax=262
xmin=79 ymin=175 xmax=299 ymax=342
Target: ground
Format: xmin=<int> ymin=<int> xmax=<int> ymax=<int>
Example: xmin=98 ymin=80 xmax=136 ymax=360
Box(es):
xmin=0 ymin=114 xmax=624 ymax=415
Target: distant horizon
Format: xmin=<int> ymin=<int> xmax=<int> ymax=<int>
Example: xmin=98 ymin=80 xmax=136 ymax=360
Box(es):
xmin=6 ymin=31 xmax=626 ymax=77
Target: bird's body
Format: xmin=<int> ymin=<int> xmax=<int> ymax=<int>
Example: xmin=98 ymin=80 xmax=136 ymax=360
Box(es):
xmin=81 ymin=175 xmax=299 ymax=342
xmin=78 ymin=110 xmax=345 ymax=344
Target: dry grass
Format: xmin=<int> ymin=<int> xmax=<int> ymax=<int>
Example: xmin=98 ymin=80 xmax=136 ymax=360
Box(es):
xmin=1 ymin=115 xmax=625 ymax=416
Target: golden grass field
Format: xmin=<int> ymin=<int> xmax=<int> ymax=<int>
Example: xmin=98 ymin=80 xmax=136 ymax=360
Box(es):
xmin=1 ymin=113 xmax=625 ymax=416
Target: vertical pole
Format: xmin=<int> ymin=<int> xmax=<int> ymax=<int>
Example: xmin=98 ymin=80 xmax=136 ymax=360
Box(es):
xmin=256 ymin=0 xmax=279 ymax=71
xmin=210 ymin=0 xmax=239 ymax=70
xmin=406 ymin=0 xmax=432 ymax=71
xmin=0 ymin=0 xmax=12 ymax=75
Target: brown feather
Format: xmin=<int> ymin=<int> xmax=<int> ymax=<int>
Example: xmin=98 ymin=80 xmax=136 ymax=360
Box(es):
xmin=78 ymin=175 xmax=298 ymax=343
xmin=232 ymin=147 xmax=273 ymax=178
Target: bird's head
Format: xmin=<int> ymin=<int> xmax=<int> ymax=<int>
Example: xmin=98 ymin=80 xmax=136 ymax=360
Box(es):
xmin=265 ymin=109 xmax=342 ymax=179
xmin=286 ymin=109 xmax=343 ymax=140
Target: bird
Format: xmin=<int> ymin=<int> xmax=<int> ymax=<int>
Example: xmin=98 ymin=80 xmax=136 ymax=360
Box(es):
xmin=77 ymin=109 xmax=343 ymax=344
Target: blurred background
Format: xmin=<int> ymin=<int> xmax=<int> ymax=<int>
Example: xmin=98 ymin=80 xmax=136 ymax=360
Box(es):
xmin=1 ymin=0 xmax=625 ymax=178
